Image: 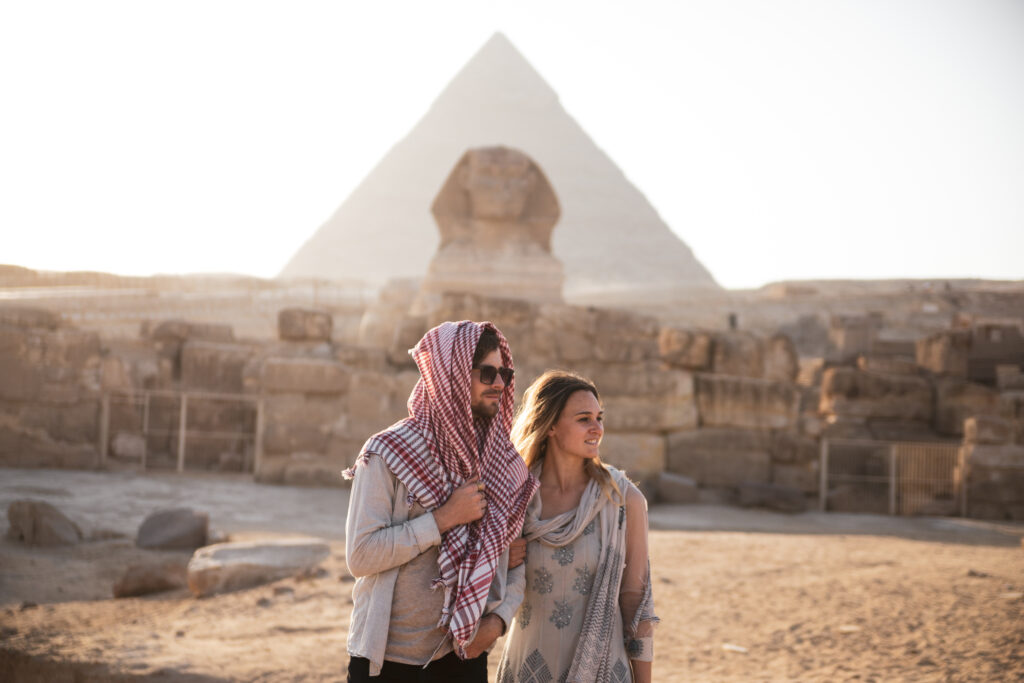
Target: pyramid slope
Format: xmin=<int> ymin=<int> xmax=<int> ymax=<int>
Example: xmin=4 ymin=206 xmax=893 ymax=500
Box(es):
xmin=281 ymin=33 xmax=719 ymax=294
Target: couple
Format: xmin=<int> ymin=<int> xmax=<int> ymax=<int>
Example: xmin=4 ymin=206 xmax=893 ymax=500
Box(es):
xmin=343 ymin=321 xmax=657 ymax=683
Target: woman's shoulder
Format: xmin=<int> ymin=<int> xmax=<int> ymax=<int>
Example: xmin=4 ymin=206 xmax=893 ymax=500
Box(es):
xmin=602 ymin=464 xmax=648 ymax=507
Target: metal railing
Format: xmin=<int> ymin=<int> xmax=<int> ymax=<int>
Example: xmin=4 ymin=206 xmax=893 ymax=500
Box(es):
xmin=819 ymin=437 xmax=966 ymax=516
xmin=98 ymin=389 xmax=264 ymax=473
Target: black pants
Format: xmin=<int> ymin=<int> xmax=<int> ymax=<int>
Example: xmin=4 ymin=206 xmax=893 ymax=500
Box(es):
xmin=347 ymin=652 xmax=488 ymax=683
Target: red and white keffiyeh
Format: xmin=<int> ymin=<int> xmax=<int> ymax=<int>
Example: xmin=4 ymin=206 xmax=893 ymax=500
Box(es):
xmin=344 ymin=320 xmax=538 ymax=655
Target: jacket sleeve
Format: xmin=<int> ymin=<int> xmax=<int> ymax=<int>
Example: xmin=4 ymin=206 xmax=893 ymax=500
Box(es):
xmin=344 ymin=454 xmax=442 ymax=578
xmin=483 ymin=547 xmax=525 ymax=638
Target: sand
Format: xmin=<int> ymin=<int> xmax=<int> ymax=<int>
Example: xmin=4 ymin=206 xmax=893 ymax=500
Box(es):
xmin=2 ymin=468 xmax=1022 ymax=682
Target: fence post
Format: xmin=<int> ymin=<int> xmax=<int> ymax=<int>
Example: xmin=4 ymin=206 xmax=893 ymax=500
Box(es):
xmin=98 ymin=393 xmax=110 ymax=468
xmin=888 ymin=444 xmax=897 ymax=515
xmin=818 ymin=438 xmax=829 ymax=512
xmin=959 ymin=446 xmax=968 ymax=518
xmin=253 ymin=397 xmax=265 ymax=477
xmin=177 ymin=394 xmax=188 ymax=473
xmin=141 ymin=392 xmax=150 ymax=471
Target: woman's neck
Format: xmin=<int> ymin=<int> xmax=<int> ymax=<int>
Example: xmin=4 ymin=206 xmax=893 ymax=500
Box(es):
xmin=541 ymin=449 xmax=589 ymax=493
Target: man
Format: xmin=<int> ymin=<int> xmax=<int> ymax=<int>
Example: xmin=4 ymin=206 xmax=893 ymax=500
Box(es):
xmin=343 ymin=320 xmax=538 ymax=682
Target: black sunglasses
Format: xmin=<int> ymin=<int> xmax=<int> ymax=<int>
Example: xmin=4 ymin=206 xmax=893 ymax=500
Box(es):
xmin=473 ymin=364 xmax=514 ymax=386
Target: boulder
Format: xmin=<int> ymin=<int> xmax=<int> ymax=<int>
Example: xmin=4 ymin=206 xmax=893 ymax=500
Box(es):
xmin=695 ymin=374 xmax=800 ymax=430
xmin=819 ymin=367 xmax=933 ymax=422
xmin=187 ymin=538 xmax=330 ymax=597
xmin=6 ymin=500 xmax=83 ymax=546
xmin=658 ymin=327 xmax=712 ymax=370
xmin=113 ymin=560 xmax=188 ymax=598
xmin=136 ymin=508 xmax=209 ymax=550
xmin=933 ymin=378 xmax=1001 ymax=436
xmin=655 ymin=471 xmax=698 ymax=504
xmin=737 ymin=481 xmax=807 ymax=512
xmin=964 ymin=415 xmax=1014 ymax=445
xmin=260 ymin=358 xmax=350 ymax=395
xmin=278 ymin=308 xmax=333 ymax=342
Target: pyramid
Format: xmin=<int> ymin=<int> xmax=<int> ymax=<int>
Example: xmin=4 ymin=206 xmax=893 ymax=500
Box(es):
xmin=280 ymin=33 xmax=720 ymax=295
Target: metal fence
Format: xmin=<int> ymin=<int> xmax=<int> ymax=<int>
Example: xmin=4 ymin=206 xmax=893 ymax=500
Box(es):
xmin=819 ymin=438 xmax=966 ymax=516
xmin=98 ymin=390 xmax=264 ymax=473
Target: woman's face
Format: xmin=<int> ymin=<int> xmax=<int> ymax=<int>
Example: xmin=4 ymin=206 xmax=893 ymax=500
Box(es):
xmin=547 ymin=389 xmax=604 ymax=461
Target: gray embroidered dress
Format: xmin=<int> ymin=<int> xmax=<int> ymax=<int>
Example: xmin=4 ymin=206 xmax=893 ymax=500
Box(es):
xmin=496 ymin=465 xmax=656 ymax=683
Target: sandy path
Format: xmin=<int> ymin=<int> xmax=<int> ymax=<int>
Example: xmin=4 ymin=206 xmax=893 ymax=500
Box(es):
xmin=2 ymin=468 xmax=1022 ymax=682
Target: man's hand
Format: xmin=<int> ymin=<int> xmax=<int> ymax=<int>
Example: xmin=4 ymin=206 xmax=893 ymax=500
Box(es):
xmin=433 ymin=478 xmax=487 ymax=534
xmin=508 ymin=537 xmax=527 ymax=569
xmin=463 ymin=614 xmax=504 ymax=659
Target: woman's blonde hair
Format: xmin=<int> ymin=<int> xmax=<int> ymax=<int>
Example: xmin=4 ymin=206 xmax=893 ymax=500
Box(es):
xmin=511 ymin=369 xmax=621 ymax=503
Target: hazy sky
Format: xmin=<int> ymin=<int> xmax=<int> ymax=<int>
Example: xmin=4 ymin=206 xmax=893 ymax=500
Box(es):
xmin=2 ymin=1 xmax=1022 ymax=289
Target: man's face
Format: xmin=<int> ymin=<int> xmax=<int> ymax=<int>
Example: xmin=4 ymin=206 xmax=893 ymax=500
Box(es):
xmin=470 ymin=349 xmax=508 ymax=419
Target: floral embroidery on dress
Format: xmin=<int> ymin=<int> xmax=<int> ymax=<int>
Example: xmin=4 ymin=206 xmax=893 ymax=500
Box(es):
xmin=573 ymin=564 xmax=593 ymax=596
xmin=552 ymin=545 xmax=574 ymax=566
xmin=532 ymin=567 xmax=553 ymax=595
xmin=519 ymin=599 xmax=532 ymax=629
xmin=518 ymin=649 xmax=553 ymax=683
xmin=611 ymin=659 xmax=629 ymax=683
xmin=626 ymin=637 xmax=644 ymax=658
xmin=549 ymin=600 xmax=573 ymax=630
xmin=583 ymin=520 xmax=595 ymax=535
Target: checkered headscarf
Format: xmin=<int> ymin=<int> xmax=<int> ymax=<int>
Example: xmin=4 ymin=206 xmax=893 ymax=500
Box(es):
xmin=345 ymin=320 xmax=538 ymax=655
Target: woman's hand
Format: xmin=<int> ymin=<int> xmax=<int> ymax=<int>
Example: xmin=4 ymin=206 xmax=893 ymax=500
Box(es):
xmin=433 ymin=478 xmax=487 ymax=533
xmin=508 ymin=537 xmax=527 ymax=569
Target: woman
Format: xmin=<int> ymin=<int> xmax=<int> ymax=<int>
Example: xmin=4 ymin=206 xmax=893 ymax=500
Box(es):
xmin=496 ymin=370 xmax=657 ymax=683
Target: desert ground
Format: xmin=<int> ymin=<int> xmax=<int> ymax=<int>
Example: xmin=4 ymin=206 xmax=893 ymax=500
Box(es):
xmin=1 ymin=468 xmax=1022 ymax=682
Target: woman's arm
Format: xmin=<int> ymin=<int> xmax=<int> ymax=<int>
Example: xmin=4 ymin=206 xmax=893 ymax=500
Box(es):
xmin=619 ymin=482 xmax=657 ymax=683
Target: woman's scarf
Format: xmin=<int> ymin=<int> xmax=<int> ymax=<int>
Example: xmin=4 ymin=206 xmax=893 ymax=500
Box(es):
xmin=521 ymin=466 xmax=657 ymax=683
xmin=344 ymin=320 xmax=538 ymax=655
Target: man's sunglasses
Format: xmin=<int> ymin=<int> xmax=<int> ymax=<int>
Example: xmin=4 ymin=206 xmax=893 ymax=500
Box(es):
xmin=473 ymin=364 xmax=514 ymax=386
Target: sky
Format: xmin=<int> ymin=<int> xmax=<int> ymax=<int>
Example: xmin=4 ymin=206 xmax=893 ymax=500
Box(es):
xmin=2 ymin=1 xmax=1022 ymax=290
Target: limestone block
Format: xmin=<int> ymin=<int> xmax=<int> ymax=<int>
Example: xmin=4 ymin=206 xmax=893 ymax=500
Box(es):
xmin=388 ymin=315 xmax=428 ymax=366
xmin=148 ymin=320 xmax=234 ymax=344
xmin=261 ymin=358 xmax=350 ymax=395
xmin=996 ymin=365 xmax=1024 ymax=391
xmin=187 ymin=538 xmax=330 ymax=597
xmin=278 ymin=308 xmax=333 ymax=342
xmin=666 ymin=428 xmax=771 ymax=487
xmin=933 ymin=378 xmax=1001 ymax=436
xmin=113 ymin=560 xmax=188 ymax=598
xmin=599 ymin=369 xmax=696 ymax=432
xmin=916 ymin=330 xmax=969 ymax=378
xmin=0 ymin=422 xmax=98 ymax=468
xmin=695 ymin=374 xmax=800 ymax=430
xmin=658 ymin=327 xmax=712 ymax=370
xmin=262 ymin=395 xmax=340 ymax=455
xmin=599 ymin=432 xmax=665 ymax=484
xmin=796 ymin=358 xmax=825 ymax=387
xmin=770 ymin=432 xmax=819 ymax=465
xmin=112 ymin=432 xmax=146 ymax=459
xmin=333 ymin=370 xmax=414 ymax=443
xmin=136 ymin=508 xmax=209 ymax=550
xmin=6 ymin=500 xmax=83 ymax=546
xmin=964 ymin=415 xmax=1013 ymax=445
xmin=282 ymin=455 xmax=348 ymax=487
xmin=764 ymin=334 xmax=798 ymax=383
xmin=737 ymin=481 xmax=807 ymax=512
xmin=592 ymin=309 xmax=659 ymax=363
xmin=0 ymin=305 xmax=60 ymax=330
xmin=711 ymin=332 xmax=764 ymax=378
xmin=819 ymin=367 xmax=933 ymax=422
xmin=866 ymin=420 xmax=939 ymax=442
xmin=181 ymin=340 xmax=253 ymax=393
xmin=334 ymin=344 xmax=390 ymax=372
xmin=357 ymin=308 xmax=404 ymax=349
xmin=16 ymin=399 xmax=99 ymax=444
xmin=966 ymin=444 xmax=1024 ymax=470
xmin=531 ymin=304 xmax=597 ymax=363
xmin=857 ymin=355 xmax=920 ymax=376
xmin=655 ymin=471 xmax=698 ymax=504
xmin=772 ymin=463 xmax=819 ymax=494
